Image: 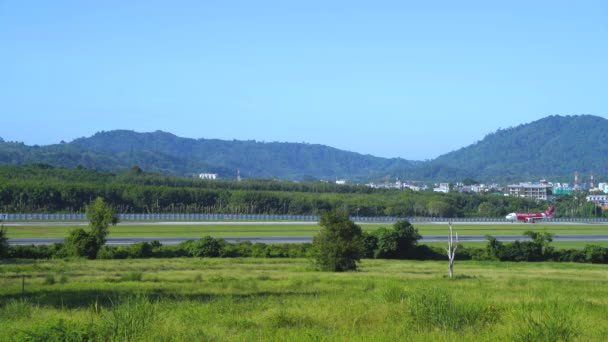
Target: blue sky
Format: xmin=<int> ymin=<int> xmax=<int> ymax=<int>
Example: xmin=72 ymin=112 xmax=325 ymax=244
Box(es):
xmin=1 ymin=1 xmax=606 ymax=160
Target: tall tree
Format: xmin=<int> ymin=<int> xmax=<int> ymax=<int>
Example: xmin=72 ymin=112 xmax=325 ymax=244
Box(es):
xmin=313 ymin=210 xmax=364 ymax=272
xmin=86 ymin=197 xmax=119 ymax=245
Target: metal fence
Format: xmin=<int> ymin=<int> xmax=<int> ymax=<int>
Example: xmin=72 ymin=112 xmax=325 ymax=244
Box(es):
xmin=1 ymin=213 xmax=607 ymax=223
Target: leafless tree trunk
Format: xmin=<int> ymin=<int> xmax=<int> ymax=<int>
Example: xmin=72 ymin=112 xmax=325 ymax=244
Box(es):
xmin=446 ymin=222 xmax=458 ymax=278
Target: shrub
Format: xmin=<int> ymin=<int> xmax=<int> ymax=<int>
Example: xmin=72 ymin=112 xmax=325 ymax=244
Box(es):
xmin=554 ymin=248 xmax=586 ymax=263
xmin=374 ymin=220 xmax=421 ymax=259
xmin=63 ymin=228 xmax=100 ymax=259
xmin=361 ymin=232 xmax=378 ymax=258
xmin=8 ymin=245 xmax=56 ymax=259
xmin=312 ymin=210 xmax=364 ymax=272
xmin=189 ymin=236 xmax=222 ymax=257
xmin=584 ymin=245 xmax=608 ymax=263
xmin=129 ymin=242 xmax=154 ymax=258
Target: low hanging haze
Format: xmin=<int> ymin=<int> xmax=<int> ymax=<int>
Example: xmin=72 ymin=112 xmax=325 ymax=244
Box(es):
xmin=1 ymin=1 xmax=607 ymax=160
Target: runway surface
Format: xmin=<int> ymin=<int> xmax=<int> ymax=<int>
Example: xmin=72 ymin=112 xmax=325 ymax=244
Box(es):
xmin=8 ymin=234 xmax=608 ymax=246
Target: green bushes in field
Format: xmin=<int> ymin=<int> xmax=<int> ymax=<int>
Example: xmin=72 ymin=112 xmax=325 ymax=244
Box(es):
xmin=63 ymin=228 xmax=99 ymax=259
xmin=373 ymin=220 xmax=422 ymax=259
xmin=189 ymin=236 xmax=222 ymax=257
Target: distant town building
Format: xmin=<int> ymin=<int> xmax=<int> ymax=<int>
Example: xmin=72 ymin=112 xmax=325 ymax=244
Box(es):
xmin=433 ymin=183 xmax=450 ymax=193
xmin=587 ymin=194 xmax=608 ymax=206
xmin=506 ymin=182 xmax=552 ymax=200
xmin=199 ymin=173 xmax=218 ymax=180
xmin=336 ymin=179 xmax=347 ymax=185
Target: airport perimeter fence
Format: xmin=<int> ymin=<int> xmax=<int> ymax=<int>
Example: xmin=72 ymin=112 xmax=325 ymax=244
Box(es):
xmin=1 ymin=213 xmax=608 ymax=223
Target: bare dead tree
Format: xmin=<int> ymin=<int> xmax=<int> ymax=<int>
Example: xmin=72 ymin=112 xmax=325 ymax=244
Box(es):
xmin=446 ymin=221 xmax=459 ymax=278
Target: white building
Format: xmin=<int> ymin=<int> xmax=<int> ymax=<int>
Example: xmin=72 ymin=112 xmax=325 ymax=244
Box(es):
xmin=433 ymin=183 xmax=450 ymax=193
xmin=199 ymin=173 xmax=218 ymax=180
xmin=506 ymin=183 xmax=552 ymax=200
xmin=587 ymin=194 xmax=608 ymax=206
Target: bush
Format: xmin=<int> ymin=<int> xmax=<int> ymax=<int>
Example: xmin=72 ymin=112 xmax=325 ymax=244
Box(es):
xmin=63 ymin=228 xmax=100 ymax=259
xmin=129 ymin=242 xmax=154 ymax=258
xmin=312 ymin=210 xmax=364 ymax=272
xmin=189 ymin=236 xmax=222 ymax=257
xmin=374 ymin=220 xmax=421 ymax=259
xmin=584 ymin=245 xmax=608 ymax=263
xmin=554 ymin=248 xmax=587 ymax=263
xmin=361 ymin=232 xmax=378 ymax=258
xmin=8 ymin=244 xmax=58 ymax=259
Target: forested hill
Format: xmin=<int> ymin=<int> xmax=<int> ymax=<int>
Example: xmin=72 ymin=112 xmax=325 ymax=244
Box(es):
xmin=427 ymin=115 xmax=608 ymax=181
xmin=0 ymin=130 xmax=418 ymax=180
xmin=0 ymin=115 xmax=605 ymax=181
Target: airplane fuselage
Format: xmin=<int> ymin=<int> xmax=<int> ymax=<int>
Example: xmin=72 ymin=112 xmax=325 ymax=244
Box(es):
xmin=505 ymin=212 xmax=546 ymax=222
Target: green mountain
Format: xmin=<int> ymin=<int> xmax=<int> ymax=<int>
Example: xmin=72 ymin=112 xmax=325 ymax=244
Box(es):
xmin=426 ymin=115 xmax=608 ymax=181
xmin=0 ymin=115 xmax=605 ymax=181
xmin=0 ymin=130 xmax=418 ymax=180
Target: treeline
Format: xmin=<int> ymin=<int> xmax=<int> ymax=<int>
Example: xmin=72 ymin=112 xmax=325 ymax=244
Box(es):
xmin=4 ymin=229 xmax=608 ymax=265
xmin=0 ymin=164 xmax=559 ymax=218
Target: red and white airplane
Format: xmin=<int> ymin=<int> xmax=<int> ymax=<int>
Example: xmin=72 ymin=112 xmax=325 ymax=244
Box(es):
xmin=505 ymin=204 xmax=555 ymax=223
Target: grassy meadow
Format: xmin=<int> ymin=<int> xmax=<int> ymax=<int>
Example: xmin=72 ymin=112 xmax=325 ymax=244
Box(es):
xmin=1 ymin=258 xmax=607 ymax=341
xmin=6 ymin=222 xmax=608 ymax=238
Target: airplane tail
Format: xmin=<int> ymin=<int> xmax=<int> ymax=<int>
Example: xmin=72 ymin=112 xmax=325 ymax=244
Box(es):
xmin=545 ymin=204 xmax=555 ymax=217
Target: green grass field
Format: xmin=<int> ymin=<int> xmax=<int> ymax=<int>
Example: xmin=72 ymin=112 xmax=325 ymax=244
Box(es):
xmin=1 ymin=258 xmax=607 ymax=340
xmin=5 ymin=222 xmax=608 ymax=238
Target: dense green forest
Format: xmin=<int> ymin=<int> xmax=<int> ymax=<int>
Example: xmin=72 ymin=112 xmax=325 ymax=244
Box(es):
xmin=429 ymin=115 xmax=608 ymax=182
xmin=0 ymin=164 xmax=601 ymax=218
xmin=1 ymin=115 xmax=607 ymax=181
xmin=0 ymin=130 xmax=417 ymax=180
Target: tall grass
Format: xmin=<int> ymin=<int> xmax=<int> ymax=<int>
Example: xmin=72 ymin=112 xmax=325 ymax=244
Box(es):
xmin=0 ymin=258 xmax=607 ymax=341
xmin=511 ymin=300 xmax=579 ymax=341
xmin=408 ymin=287 xmax=500 ymax=330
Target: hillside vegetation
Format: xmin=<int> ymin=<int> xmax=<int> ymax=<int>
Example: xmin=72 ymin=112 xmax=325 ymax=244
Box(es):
xmin=430 ymin=115 xmax=608 ymax=181
xmin=0 ymin=115 xmax=606 ymax=181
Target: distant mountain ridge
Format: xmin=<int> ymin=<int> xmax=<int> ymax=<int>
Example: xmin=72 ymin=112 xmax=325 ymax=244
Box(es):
xmin=0 ymin=115 xmax=606 ymax=181
xmin=0 ymin=130 xmax=419 ymax=180
xmin=427 ymin=115 xmax=608 ymax=181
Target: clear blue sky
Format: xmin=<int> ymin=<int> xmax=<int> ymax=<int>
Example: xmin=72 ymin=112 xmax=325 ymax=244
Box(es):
xmin=1 ymin=1 xmax=606 ymax=160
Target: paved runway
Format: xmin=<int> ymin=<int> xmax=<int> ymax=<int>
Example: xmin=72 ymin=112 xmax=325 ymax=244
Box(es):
xmin=8 ymin=234 xmax=608 ymax=246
